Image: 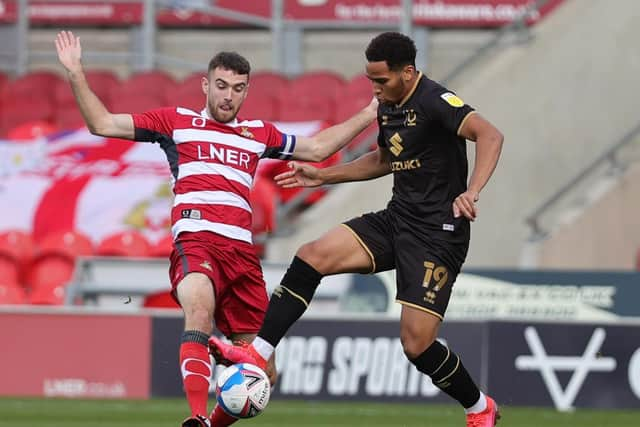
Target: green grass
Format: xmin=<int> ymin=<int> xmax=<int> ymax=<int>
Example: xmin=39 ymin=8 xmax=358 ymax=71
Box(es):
xmin=0 ymin=398 xmax=638 ymax=427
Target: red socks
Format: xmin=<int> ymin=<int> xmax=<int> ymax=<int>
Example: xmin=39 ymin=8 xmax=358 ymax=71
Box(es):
xmin=209 ymin=405 xmax=238 ymax=426
xmin=180 ymin=341 xmax=212 ymax=418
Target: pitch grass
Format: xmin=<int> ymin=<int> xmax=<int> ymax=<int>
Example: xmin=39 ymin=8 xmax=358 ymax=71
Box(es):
xmin=0 ymin=397 xmax=638 ymax=427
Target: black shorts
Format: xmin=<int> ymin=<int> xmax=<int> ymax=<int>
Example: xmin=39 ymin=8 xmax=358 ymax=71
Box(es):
xmin=343 ymin=209 xmax=469 ymax=320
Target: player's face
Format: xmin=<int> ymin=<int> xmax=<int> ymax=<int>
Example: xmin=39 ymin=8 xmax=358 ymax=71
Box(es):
xmin=203 ymin=67 xmax=249 ymax=123
xmin=365 ymin=61 xmax=413 ymax=105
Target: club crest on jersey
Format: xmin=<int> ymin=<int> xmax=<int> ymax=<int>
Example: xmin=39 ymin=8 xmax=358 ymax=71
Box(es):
xmin=404 ymin=109 xmax=417 ymax=126
xmin=239 ymin=127 xmax=254 ymax=139
xmin=441 ymin=92 xmax=465 ymax=107
xmin=200 ymin=261 xmax=213 ymax=271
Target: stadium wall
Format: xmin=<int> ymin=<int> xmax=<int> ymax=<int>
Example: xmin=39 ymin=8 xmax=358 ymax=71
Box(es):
xmin=533 ymin=162 xmax=640 ymax=270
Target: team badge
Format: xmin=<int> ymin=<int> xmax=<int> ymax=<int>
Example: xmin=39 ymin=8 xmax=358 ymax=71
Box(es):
xmin=240 ymin=127 xmax=254 ymax=139
xmin=440 ymin=92 xmax=465 ymax=107
xmin=200 ymin=261 xmax=213 ymax=271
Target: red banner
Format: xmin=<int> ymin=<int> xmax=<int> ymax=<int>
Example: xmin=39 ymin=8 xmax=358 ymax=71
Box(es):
xmin=0 ymin=0 xmax=564 ymax=27
xmin=0 ymin=312 xmax=151 ymax=398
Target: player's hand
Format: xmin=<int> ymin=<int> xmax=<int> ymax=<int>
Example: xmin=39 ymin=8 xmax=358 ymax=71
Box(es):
xmin=55 ymin=31 xmax=83 ymax=74
xmin=365 ymin=96 xmax=379 ymax=115
xmin=453 ymin=190 xmax=479 ymax=221
xmin=274 ymin=162 xmax=323 ymax=188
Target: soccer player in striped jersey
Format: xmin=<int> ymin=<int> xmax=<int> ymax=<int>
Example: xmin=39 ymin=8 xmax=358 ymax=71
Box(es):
xmin=55 ymin=30 xmax=377 ymax=427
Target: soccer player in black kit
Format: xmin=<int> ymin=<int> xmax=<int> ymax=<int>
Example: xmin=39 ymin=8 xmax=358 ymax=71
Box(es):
xmin=211 ymin=32 xmax=504 ymax=426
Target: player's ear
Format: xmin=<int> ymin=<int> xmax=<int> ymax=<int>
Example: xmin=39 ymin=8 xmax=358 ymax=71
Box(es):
xmin=402 ymin=64 xmax=414 ymax=82
xmin=201 ymin=76 xmax=209 ymax=95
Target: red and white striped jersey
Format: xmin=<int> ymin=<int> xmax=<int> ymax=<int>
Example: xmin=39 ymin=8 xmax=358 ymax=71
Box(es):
xmin=132 ymin=107 xmax=296 ymax=244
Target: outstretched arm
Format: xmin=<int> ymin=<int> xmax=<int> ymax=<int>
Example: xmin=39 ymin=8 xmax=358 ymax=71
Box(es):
xmin=275 ymin=146 xmax=391 ymax=188
xmin=453 ymin=113 xmax=503 ymax=221
xmin=55 ymin=31 xmax=134 ymax=139
xmin=289 ymin=98 xmax=378 ymax=162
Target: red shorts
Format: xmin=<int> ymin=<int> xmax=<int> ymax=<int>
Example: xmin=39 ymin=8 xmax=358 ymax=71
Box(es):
xmin=169 ymin=231 xmax=268 ymax=337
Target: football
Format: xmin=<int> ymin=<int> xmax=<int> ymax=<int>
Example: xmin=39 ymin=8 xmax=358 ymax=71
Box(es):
xmin=215 ymin=363 xmax=271 ymax=418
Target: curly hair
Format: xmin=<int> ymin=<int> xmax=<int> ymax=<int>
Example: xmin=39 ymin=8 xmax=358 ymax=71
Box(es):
xmin=365 ymin=32 xmax=416 ymax=71
xmin=208 ymin=51 xmax=251 ymax=76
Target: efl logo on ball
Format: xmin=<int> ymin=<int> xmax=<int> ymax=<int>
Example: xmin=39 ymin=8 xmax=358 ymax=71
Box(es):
xmin=215 ymin=363 xmax=271 ymax=418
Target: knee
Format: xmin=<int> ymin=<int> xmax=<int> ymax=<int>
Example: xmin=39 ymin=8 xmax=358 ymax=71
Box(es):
xmin=296 ymin=240 xmax=330 ymax=273
xmin=401 ymin=326 xmax=438 ymax=360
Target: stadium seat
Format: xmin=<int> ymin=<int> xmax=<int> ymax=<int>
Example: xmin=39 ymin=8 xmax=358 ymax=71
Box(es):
xmin=292 ymin=71 xmax=346 ymax=96
xmin=97 ymin=230 xmax=151 ymax=257
xmin=0 ymin=283 xmax=27 ymax=305
xmin=54 ymin=70 xmax=120 ymax=129
xmin=0 ymin=71 xmax=8 ymax=94
xmin=278 ymin=72 xmax=346 ymax=123
xmin=110 ymin=93 xmax=167 ymax=114
xmin=249 ymin=71 xmax=289 ymax=99
xmin=142 ymin=290 xmax=180 ymax=309
xmin=251 ymin=177 xmax=279 ymax=235
xmin=27 ymin=230 xmax=94 ymax=304
xmin=0 ymin=98 xmax=55 ymax=137
xmin=7 ymin=120 xmax=58 ymax=140
xmin=166 ymin=84 xmax=205 ymax=112
xmin=1 ymin=71 xmax=63 ymax=102
xmin=0 ymin=257 xmax=20 ymax=288
xmin=240 ymin=93 xmax=280 ymax=121
xmin=111 ymin=71 xmax=177 ymax=105
xmin=149 ymin=233 xmax=174 ymax=258
xmin=28 ymin=256 xmax=74 ymax=305
xmin=36 ymin=230 xmax=94 ymax=259
xmin=0 ymin=230 xmax=34 ymax=285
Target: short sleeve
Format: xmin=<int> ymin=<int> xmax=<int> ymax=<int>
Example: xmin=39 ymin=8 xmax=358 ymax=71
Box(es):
xmin=260 ymin=121 xmax=296 ymax=160
xmin=132 ymin=107 xmax=176 ymax=142
xmin=422 ymin=89 xmax=475 ymax=136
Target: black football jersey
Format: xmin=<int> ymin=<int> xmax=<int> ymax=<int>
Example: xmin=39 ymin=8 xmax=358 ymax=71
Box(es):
xmin=377 ymin=72 xmax=475 ymax=235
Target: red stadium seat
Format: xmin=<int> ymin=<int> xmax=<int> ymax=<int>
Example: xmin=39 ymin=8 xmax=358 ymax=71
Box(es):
xmin=251 ymin=178 xmax=279 ymax=235
xmin=278 ymin=72 xmax=346 ymax=123
xmin=36 ymin=230 xmax=94 ymax=259
xmin=142 ymin=290 xmax=180 ymax=309
xmin=7 ymin=120 xmax=58 ymax=140
xmin=149 ymin=233 xmax=174 ymax=258
xmin=249 ymin=71 xmax=289 ymax=99
xmin=0 ymin=283 xmax=27 ymax=305
xmin=166 ymin=84 xmax=205 ymax=112
xmin=240 ymin=93 xmax=281 ymax=121
xmin=1 ymin=71 xmax=63 ymax=102
xmin=0 ymin=98 xmax=55 ymax=137
xmin=55 ymin=69 xmax=119 ymax=110
xmin=278 ymin=96 xmax=334 ymax=122
xmin=28 ymin=256 xmax=74 ymax=305
xmin=27 ymin=230 xmax=94 ymax=303
xmin=291 ymin=71 xmax=346 ymax=95
xmin=0 ymin=229 xmax=34 ymax=264
xmin=97 ymin=230 xmax=151 ymax=257
xmin=0 ymin=257 xmax=20 ymax=287
xmin=111 ymin=71 xmax=177 ymax=104
xmin=110 ymin=93 xmax=167 ymax=114
xmin=0 ymin=71 xmax=8 ymax=94
xmin=0 ymin=230 xmax=34 ymax=285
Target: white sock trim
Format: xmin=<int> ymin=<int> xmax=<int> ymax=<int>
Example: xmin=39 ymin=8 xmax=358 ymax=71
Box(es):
xmin=252 ymin=336 xmax=274 ymax=361
xmin=465 ymin=391 xmax=487 ymax=414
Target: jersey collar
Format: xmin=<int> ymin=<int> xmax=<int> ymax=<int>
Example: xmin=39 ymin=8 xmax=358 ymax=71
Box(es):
xmin=396 ymin=71 xmax=423 ymax=108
